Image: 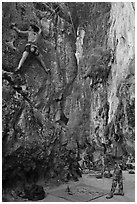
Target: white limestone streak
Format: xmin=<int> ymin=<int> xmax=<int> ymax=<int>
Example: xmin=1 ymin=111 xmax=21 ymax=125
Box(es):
xmin=107 ymin=2 xmax=135 ymax=123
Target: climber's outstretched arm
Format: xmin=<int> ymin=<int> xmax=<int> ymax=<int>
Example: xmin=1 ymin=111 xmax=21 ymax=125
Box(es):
xmin=11 ymin=23 xmax=29 ymax=36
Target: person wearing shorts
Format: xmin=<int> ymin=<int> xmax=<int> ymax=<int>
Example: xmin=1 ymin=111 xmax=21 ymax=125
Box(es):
xmin=11 ymin=23 xmax=50 ymax=74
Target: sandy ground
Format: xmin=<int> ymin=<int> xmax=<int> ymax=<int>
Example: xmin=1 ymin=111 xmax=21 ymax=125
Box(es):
xmin=40 ymin=171 xmax=135 ymax=202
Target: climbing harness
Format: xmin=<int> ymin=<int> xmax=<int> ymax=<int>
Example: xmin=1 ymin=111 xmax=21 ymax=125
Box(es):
xmin=25 ymin=43 xmax=39 ymax=56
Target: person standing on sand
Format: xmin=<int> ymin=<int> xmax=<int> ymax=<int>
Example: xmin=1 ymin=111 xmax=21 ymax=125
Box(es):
xmin=106 ymin=133 xmax=125 ymax=199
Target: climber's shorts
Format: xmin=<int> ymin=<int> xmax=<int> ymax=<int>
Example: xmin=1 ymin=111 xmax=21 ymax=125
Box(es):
xmin=25 ymin=43 xmax=39 ymax=56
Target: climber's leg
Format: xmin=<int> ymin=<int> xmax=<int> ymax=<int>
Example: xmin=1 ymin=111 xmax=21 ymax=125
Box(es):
xmin=15 ymin=51 xmax=29 ymax=72
xmin=36 ymin=53 xmax=50 ymax=74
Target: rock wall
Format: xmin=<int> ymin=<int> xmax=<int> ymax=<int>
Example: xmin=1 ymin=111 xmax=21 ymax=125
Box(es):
xmin=107 ymin=2 xmax=135 ymax=124
xmin=75 ymin=2 xmax=135 ymax=148
xmin=2 ymin=3 xmax=135 ymax=191
xmin=2 ymin=2 xmax=135 ymax=157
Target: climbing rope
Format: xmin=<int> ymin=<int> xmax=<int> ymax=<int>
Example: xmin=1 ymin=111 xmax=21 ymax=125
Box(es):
xmin=46 ymin=2 xmax=77 ymax=38
xmin=45 ymin=3 xmax=60 ymax=20
xmin=68 ymin=11 xmax=77 ymax=38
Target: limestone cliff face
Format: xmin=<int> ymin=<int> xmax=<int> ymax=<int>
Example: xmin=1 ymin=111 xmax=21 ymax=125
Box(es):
xmin=2 ymin=3 xmax=135 ymax=187
xmin=2 ymin=2 xmax=135 ymax=153
xmin=75 ymin=2 xmax=135 ymax=148
xmin=107 ymin=2 xmax=135 ymax=124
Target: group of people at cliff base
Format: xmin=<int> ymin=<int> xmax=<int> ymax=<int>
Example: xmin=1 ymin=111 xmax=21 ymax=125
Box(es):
xmin=53 ymin=132 xmax=134 ymax=199
xmin=78 ymin=134 xmax=134 ymax=199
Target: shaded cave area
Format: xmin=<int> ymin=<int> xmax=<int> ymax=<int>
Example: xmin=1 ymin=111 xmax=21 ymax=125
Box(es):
xmin=2 ymin=2 xmax=135 ymax=201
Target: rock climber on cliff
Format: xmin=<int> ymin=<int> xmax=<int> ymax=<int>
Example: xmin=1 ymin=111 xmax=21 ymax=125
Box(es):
xmin=10 ymin=23 xmax=50 ymax=74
